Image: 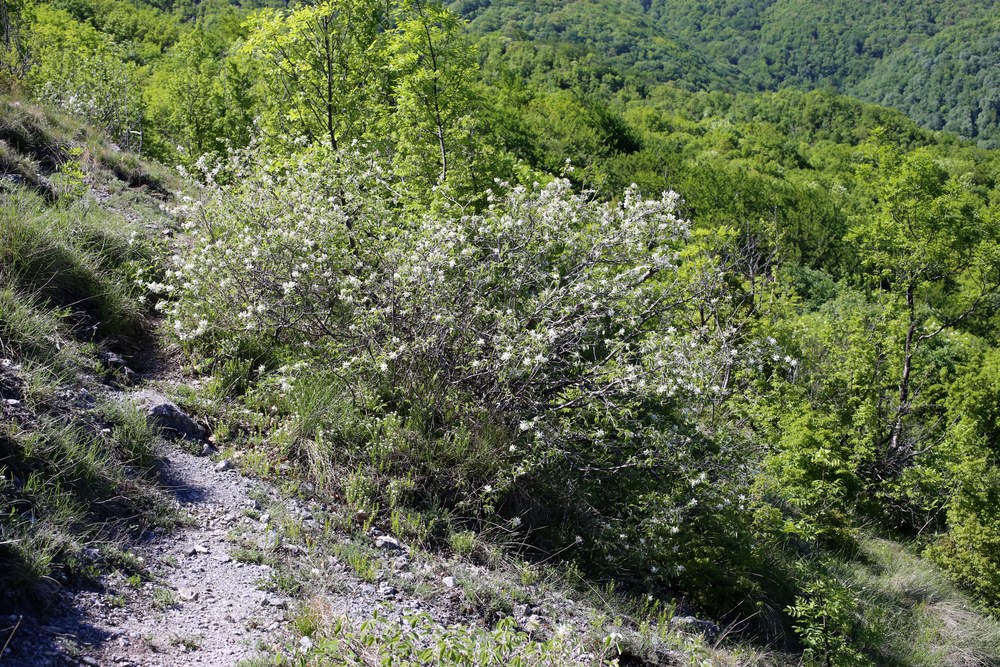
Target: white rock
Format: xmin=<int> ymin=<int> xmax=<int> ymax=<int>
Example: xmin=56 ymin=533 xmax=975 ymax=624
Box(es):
xmin=375 ymin=536 xmax=402 ymax=551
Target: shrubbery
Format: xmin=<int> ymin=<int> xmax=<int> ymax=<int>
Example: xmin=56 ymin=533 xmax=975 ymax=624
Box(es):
xmin=27 ymin=6 xmax=144 ymax=150
xmin=159 ymin=143 xmax=798 ymax=613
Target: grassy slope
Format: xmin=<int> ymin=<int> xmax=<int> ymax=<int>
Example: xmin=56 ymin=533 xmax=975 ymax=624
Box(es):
xmin=0 ymin=96 xmax=179 ymax=607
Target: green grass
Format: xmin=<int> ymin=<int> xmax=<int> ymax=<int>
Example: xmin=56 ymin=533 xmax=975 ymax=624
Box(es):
xmin=331 ymin=541 xmax=380 ymax=583
xmin=0 ymin=190 xmax=150 ymax=339
xmin=168 ymin=634 xmax=202 ymax=650
xmin=0 ymin=283 xmax=87 ymax=375
xmin=0 ymin=96 xmax=178 ymax=201
xmin=231 ymin=546 xmax=273 ymax=566
xmin=152 ymin=587 xmax=179 ymax=609
xmin=0 ymin=95 xmax=178 ymax=605
xmin=306 ymin=609 xmax=612 ymax=666
xmin=0 ymin=401 xmax=167 ymax=593
xmin=284 ymin=606 xmax=755 ymax=667
xmin=845 ymin=538 xmax=1000 ymax=666
xmin=0 ymin=98 xmax=73 ymax=189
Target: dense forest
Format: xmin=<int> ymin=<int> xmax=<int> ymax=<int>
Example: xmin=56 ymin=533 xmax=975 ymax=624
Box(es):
xmin=3 ymin=0 xmax=1000 ymax=664
xmin=462 ymin=0 xmax=1000 ymax=147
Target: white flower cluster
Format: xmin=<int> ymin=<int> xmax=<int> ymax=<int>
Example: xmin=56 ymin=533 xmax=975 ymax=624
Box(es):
xmin=161 ymin=144 xmax=787 ymax=492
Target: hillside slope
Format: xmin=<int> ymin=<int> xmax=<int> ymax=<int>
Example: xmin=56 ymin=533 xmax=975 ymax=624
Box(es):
xmin=0 ymin=97 xmax=178 ymax=607
xmin=7 ymin=0 xmax=1000 ymax=663
xmin=457 ymin=0 xmax=1000 ymax=145
xmin=458 ymin=0 xmax=745 ymax=93
xmin=0 ymin=97 xmax=773 ymax=667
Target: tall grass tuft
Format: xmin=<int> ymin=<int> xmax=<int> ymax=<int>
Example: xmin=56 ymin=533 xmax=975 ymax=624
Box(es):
xmin=0 ymin=190 xmax=150 ymax=338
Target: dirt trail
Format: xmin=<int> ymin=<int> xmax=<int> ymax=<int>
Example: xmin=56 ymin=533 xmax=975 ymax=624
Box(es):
xmin=89 ymin=445 xmax=290 ymax=666
xmin=2 ymin=433 xmax=297 ymax=667
xmin=1 ymin=314 xmax=425 ymax=666
xmin=0 ymin=327 xmax=305 ymax=666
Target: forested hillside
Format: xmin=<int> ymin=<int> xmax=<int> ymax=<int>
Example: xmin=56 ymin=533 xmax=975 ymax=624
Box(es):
xmin=460 ymin=0 xmax=1000 ymax=146
xmin=3 ymin=0 xmax=1000 ymax=664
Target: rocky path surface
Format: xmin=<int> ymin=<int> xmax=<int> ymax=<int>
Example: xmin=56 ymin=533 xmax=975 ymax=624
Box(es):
xmin=0 ymin=355 xmax=311 ymax=667
xmin=1 ymin=435 xmax=298 ymax=667
xmin=88 ymin=446 xmax=290 ymax=666
xmin=0 ymin=340 xmax=481 ymax=667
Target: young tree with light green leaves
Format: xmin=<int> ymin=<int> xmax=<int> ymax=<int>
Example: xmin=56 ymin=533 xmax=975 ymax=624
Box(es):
xmin=848 ymin=131 xmax=1000 ymax=480
xmin=145 ymin=27 xmax=254 ymax=162
xmin=388 ymin=0 xmax=479 ymax=188
xmin=243 ymin=0 xmax=390 ymax=151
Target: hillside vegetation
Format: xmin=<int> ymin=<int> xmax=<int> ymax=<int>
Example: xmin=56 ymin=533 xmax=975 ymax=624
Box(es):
xmin=3 ymin=0 xmax=1000 ymax=664
xmin=0 ymin=97 xmax=180 ymax=601
xmin=461 ymin=0 xmax=1000 ymax=146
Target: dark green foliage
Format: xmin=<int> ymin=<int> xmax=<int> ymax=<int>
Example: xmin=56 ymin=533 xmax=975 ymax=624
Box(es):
xmin=855 ymin=17 xmax=1000 ymax=149
xmin=924 ymin=349 xmax=1000 ymax=611
xmin=467 ymin=0 xmax=743 ymax=96
xmin=460 ymin=0 xmax=1000 ymax=146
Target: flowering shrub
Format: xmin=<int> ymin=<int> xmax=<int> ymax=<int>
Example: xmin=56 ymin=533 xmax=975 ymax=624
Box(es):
xmin=34 ymin=54 xmax=143 ymax=151
xmin=160 ymin=145 xmax=398 ymax=345
xmin=160 ymin=144 xmax=785 ymax=605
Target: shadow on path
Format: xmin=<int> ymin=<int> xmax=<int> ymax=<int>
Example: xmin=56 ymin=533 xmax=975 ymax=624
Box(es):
xmin=154 ymin=453 xmax=210 ymax=506
xmin=0 ymin=447 xmax=213 ymax=666
xmin=1 ymin=586 xmax=116 ymax=666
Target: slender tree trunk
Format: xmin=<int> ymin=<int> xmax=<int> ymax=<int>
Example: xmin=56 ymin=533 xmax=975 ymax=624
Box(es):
xmin=1 ymin=0 xmax=11 ymax=50
xmin=416 ymin=0 xmax=447 ymax=183
xmin=890 ymin=284 xmax=916 ymax=456
xmin=323 ymin=19 xmax=337 ymax=151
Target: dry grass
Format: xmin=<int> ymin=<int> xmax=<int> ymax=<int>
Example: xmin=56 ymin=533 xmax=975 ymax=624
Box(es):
xmin=851 ymin=538 xmax=1000 ymax=667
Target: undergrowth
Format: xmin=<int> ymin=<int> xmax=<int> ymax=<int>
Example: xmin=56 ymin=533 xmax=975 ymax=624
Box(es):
xmin=0 ymin=96 xmax=176 ymax=606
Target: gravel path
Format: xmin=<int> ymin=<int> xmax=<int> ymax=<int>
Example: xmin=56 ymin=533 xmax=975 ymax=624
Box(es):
xmin=88 ymin=446 xmax=291 ymax=666
xmin=2 ymin=442 xmax=296 ymax=667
